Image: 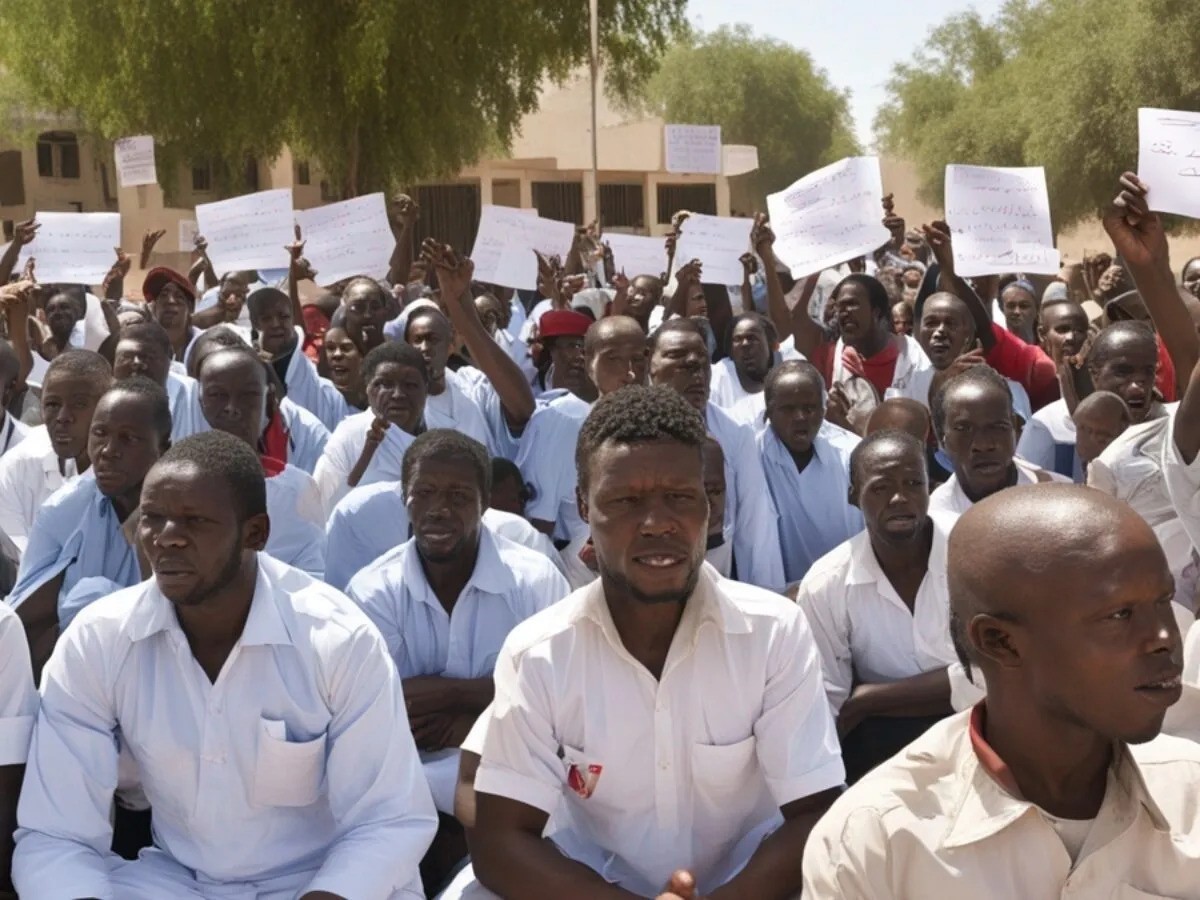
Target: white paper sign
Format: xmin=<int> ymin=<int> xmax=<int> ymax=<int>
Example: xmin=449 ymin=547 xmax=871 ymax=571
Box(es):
xmin=470 ymin=205 xmax=575 ymax=290
xmin=195 ymin=188 xmax=294 ymax=274
xmin=1138 ymin=107 xmax=1200 ymax=218
xmin=296 ymin=193 xmax=394 ymax=285
xmin=603 ymin=233 xmax=666 ymax=279
xmin=114 ymin=135 xmax=157 ymax=188
xmin=16 ymin=212 xmax=120 ymax=285
xmin=178 ymin=219 xmax=198 ymax=253
xmin=673 ymin=213 xmax=752 ymax=284
xmin=723 ymin=145 xmax=760 ymax=177
xmin=766 ymin=157 xmax=890 ymax=277
xmin=665 ymin=125 xmax=723 ymax=175
xmin=944 ymin=165 xmax=1058 ymax=277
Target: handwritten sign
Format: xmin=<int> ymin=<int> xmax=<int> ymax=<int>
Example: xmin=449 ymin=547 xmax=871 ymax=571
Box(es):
xmin=114 ymin=135 xmax=157 ymax=188
xmin=178 ymin=219 xmax=198 ymax=253
xmin=766 ymin=157 xmax=890 ymax=277
xmin=16 ymin=212 xmax=120 ymax=285
xmin=1138 ymin=107 xmax=1200 ymax=218
xmin=944 ymin=165 xmax=1058 ymax=277
xmin=673 ymin=213 xmax=752 ymax=285
xmin=603 ymin=233 xmax=666 ymax=279
xmin=665 ymin=125 xmax=723 ymax=175
xmin=723 ymin=145 xmax=760 ymax=177
xmin=296 ymin=193 xmax=394 ymax=285
xmin=470 ymin=205 xmax=575 ymax=290
xmin=195 ymin=188 xmax=294 ymax=274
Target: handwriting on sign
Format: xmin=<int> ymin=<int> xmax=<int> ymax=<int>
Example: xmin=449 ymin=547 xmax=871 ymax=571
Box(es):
xmin=295 ymin=193 xmax=393 ymax=285
xmin=196 ymin=189 xmax=295 ymax=274
xmin=470 ymin=205 xmax=573 ymax=291
xmin=766 ymin=157 xmax=891 ymax=277
xmin=14 ymin=212 xmax=121 ymax=284
xmin=944 ymin=164 xmax=1059 ymax=277
xmin=673 ymin=214 xmax=753 ymax=285
xmin=664 ymin=124 xmax=723 ymax=175
xmin=1139 ymin=108 xmax=1200 ymax=215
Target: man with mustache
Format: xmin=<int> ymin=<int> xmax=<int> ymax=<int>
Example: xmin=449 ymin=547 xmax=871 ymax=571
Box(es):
xmin=804 ymin=485 xmax=1197 ymax=898
xmin=461 ymin=386 xmax=842 ymax=899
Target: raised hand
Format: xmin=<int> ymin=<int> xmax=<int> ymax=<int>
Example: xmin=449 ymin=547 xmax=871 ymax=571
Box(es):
xmin=921 ymin=220 xmax=955 ymax=275
xmin=739 ymin=252 xmax=758 ymax=279
xmin=427 ymin=240 xmax=476 ymax=305
xmin=193 ymin=234 xmax=210 ymax=258
xmin=13 ymin=218 xmax=39 ymax=247
xmin=750 ymin=212 xmax=774 ymax=257
xmin=882 ymin=193 xmax=905 ymax=245
xmin=286 ymin=224 xmax=318 ymax=281
xmin=675 ymin=258 xmax=703 ymax=288
xmin=612 ymin=268 xmax=630 ymax=294
xmin=1102 ymin=172 xmax=1169 ymax=273
xmin=391 ymin=194 xmax=420 ymax=230
xmin=140 ymin=228 xmax=166 ymax=268
xmin=20 ymin=257 xmax=35 ymax=284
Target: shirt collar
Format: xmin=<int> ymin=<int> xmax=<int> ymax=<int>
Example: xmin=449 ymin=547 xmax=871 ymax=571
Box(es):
xmin=401 ymin=525 xmax=517 ymax=609
xmin=844 ymin=518 xmax=948 ymax=589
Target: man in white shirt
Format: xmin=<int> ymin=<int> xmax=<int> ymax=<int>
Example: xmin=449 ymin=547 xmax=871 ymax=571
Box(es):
xmin=13 ymin=431 xmax=437 ymax=899
xmin=649 ymin=317 xmax=786 ymax=590
xmin=0 ymin=350 xmax=110 ymax=553
xmin=0 ymin=338 xmax=29 ymax=461
xmin=403 ymin=306 xmax=493 ymax=449
xmin=461 ymin=385 xmax=843 ymax=899
xmin=803 ymin=484 xmax=1199 ymax=898
xmin=0 ymin=603 xmax=38 ymax=896
xmin=112 ymin=320 xmax=201 ymax=443
xmin=797 ymin=429 xmax=957 ymax=783
xmin=929 ymin=365 xmax=1064 ymax=524
xmin=759 ymin=360 xmax=862 ymax=583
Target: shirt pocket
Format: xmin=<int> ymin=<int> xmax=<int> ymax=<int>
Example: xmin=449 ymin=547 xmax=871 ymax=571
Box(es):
xmin=690 ymin=735 xmax=758 ymax=808
xmin=251 ymin=716 xmax=327 ymax=808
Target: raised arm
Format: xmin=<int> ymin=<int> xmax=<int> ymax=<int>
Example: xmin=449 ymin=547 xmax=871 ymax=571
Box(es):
xmin=138 ymin=229 xmax=165 ymax=271
xmin=0 ymin=221 xmax=37 ymax=287
xmin=285 ymin=225 xmax=314 ymax=337
xmin=187 ymin=235 xmax=219 ymax=291
xmin=739 ymin=253 xmax=757 ymax=313
xmin=386 ymin=194 xmax=420 ymax=288
xmin=754 ymin=214 xmax=822 ymax=359
xmin=1103 ymin=172 xmax=1200 ymax=389
xmin=429 ymin=240 xmax=536 ymax=428
xmin=922 ymin=220 xmax=997 ymax=352
xmin=1 ymin=282 xmax=34 ymax=388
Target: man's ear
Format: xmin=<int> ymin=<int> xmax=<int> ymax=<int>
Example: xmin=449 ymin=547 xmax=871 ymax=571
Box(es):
xmin=576 ymin=485 xmax=590 ymax=525
xmin=969 ymin=613 xmax=1023 ymax=670
xmin=243 ymin=512 xmax=271 ymax=552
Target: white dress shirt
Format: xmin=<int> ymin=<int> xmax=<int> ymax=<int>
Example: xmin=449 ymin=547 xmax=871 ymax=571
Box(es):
xmin=929 ymin=457 xmax=1069 ymax=525
xmin=473 ymin=563 xmax=844 ymax=896
xmin=516 ymin=392 xmax=592 ymax=543
xmin=165 ymin=370 xmax=202 ymax=443
xmin=796 ymin=522 xmax=958 ymax=714
xmin=758 ymin=422 xmax=863 ymax=584
xmin=1159 ymin=409 xmax=1200 ymax=614
xmin=264 ymin=462 xmax=327 ymax=579
xmin=314 ymin=410 xmax=418 ymax=515
xmin=1090 ymin=411 xmax=1176 ymax=529
xmin=1023 ymin=397 xmax=1082 ymax=481
xmin=0 ymin=425 xmax=79 ymax=554
xmin=13 ymin=554 xmax=436 ymax=900
xmin=347 ymin=526 xmax=569 ymax=813
xmin=0 ymin=410 xmax=29 ymax=461
xmin=425 ymin=372 xmax=495 ymax=455
xmin=0 ymin=602 xmax=37 ymax=766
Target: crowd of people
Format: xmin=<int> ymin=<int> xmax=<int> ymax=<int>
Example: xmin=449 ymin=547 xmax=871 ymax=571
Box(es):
xmin=0 ymin=166 xmax=1196 ymax=898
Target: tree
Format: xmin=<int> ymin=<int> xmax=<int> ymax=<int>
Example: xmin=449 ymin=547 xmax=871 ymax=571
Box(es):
xmin=0 ymin=0 xmax=686 ymax=197
xmin=633 ymin=25 xmax=859 ymax=206
xmin=875 ymin=0 xmax=1200 ymax=229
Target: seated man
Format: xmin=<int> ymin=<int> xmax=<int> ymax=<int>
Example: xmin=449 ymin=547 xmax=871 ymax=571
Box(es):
xmin=8 ymin=378 xmax=171 ymax=671
xmin=759 ymin=360 xmax=863 ymax=583
xmin=797 ymin=430 xmax=957 ymax=783
xmin=112 ymin=320 xmax=200 ymax=442
xmin=929 ymin=366 xmax=1064 ymax=523
xmin=0 ymin=337 xmax=29 ymax=461
xmin=0 ymin=351 xmax=110 ymax=554
xmin=458 ymin=386 xmax=843 ymax=898
xmin=346 ymin=430 xmax=569 ymax=816
xmin=803 ymin=485 xmax=1199 ymax=897
xmin=402 ymin=306 xmax=493 ymax=450
xmin=197 ymin=346 xmax=326 ymax=578
xmin=649 ymin=318 xmax=786 ymax=589
xmin=0 ymin=603 xmax=38 ymax=897
xmin=13 ymin=432 xmax=437 ymax=898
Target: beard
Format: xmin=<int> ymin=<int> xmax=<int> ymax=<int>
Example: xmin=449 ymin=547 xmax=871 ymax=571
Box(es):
xmin=171 ymin=528 xmax=248 ymax=608
xmin=599 ymin=550 xmax=704 ymax=607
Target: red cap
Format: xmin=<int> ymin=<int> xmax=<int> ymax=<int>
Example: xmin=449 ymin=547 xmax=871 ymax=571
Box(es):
xmin=142 ymin=267 xmax=196 ymax=305
xmin=538 ymin=309 xmax=592 ymax=339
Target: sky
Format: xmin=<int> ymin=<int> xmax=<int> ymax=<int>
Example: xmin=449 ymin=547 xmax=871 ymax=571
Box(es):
xmin=685 ymin=0 xmax=1006 ymax=148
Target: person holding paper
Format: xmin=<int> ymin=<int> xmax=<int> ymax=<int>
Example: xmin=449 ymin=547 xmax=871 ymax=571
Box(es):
xmin=12 ymin=431 xmax=437 ymax=900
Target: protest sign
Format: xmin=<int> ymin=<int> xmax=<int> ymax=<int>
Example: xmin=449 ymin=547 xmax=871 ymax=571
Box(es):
xmin=1138 ymin=107 xmax=1200 ymax=218
xmin=17 ymin=212 xmax=120 ymax=284
xmin=944 ymin=165 xmax=1058 ymax=277
xmin=195 ymin=188 xmax=294 ymax=274
xmin=296 ymin=193 xmax=394 ymax=285
xmin=470 ymin=205 xmax=574 ymax=290
xmin=665 ymin=125 xmax=723 ymax=175
xmin=673 ymin=213 xmax=753 ymax=284
xmin=114 ymin=135 xmax=157 ymax=187
xmin=603 ymin=232 xmax=666 ymax=279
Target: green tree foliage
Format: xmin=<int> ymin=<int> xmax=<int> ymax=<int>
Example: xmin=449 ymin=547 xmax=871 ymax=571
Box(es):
xmin=875 ymin=0 xmax=1200 ymax=229
xmin=0 ymin=0 xmax=686 ymax=197
xmin=634 ymin=25 xmax=859 ymax=205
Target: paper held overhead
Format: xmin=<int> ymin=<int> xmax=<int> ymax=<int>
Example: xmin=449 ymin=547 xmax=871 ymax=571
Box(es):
xmin=178 ymin=219 xmax=198 ymax=254
xmin=723 ymin=145 xmax=760 ymax=177
xmin=602 ymin=232 xmax=666 ymax=280
xmin=672 ymin=213 xmax=752 ymax=285
xmin=944 ymin=165 xmax=1059 ymax=278
xmin=470 ymin=205 xmax=575 ymax=291
xmin=766 ymin=156 xmax=890 ymax=277
xmin=195 ymin=188 xmax=295 ymax=274
xmin=114 ymin=135 xmax=157 ymax=188
xmin=15 ymin=212 xmax=121 ymax=285
xmin=1138 ymin=107 xmax=1200 ymax=219
xmin=295 ymin=193 xmax=394 ymax=286
xmin=664 ymin=124 xmax=723 ymax=175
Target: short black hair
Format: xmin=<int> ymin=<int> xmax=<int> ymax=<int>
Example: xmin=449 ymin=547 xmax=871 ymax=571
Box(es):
xmin=401 ymin=428 xmax=491 ymax=498
xmin=763 ymin=359 xmax=824 ymax=407
xmin=186 ymin=325 xmax=248 ymax=378
xmin=341 ymin=276 xmax=388 ymax=305
xmin=833 ymin=274 xmax=891 ymax=320
xmin=848 ymin=428 xmax=926 ymax=490
xmin=118 ymin=320 xmax=172 ymax=359
xmin=45 ymin=349 xmax=112 ymax=387
xmin=246 ymin=287 xmax=290 ymax=323
xmin=47 ymin=284 xmax=87 ymax=318
xmin=1087 ymin=320 xmax=1157 ymax=371
xmin=647 ymin=317 xmax=707 ymax=357
xmin=404 ymin=305 xmax=451 ymax=341
xmin=153 ymin=431 xmax=267 ymax=521
xmin=490 ymin=456 xmax=524 ymax=490
xmin=104 ymin=375 xmax=172 ymax=443
xmin=728 ymin=311 xmax=778 ymax=346
xmin=931 ymin=364 xmax=1013 ymax=437
xmin=575 ymin=384 xmax=707 ymax=491
xmin=362 ymin=341 xmax=430 ymax=384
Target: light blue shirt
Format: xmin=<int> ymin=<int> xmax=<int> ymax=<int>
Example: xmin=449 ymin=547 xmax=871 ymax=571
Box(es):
xmin=516 ymin=391 xmax=593 ymax=543
xmin=277 ymin=397 xmax=330 ymax=475
xmin=346 ymin=526 xmax=569 ymax=680
xmin=758 ymin=423 xmax=864 ymax=584
xmin=165 ymin=370 xmax=202 ymax=443
xmin=265 ymin=463 xmax=327 ymax=580
xmin=6 ymin=474 xmax=140 ymax=630
xmin=282 ymin=327 xmax=354 ymax=432
xmin=13 ymin=554 xmax=436 ymax=900
xmin=707 ymin=402 xmax=786 ymax=591
xmin=314 ymin=411 xmax=418 ymax=515
xmin=1024 ymin=398 xmax=1083 ymax=482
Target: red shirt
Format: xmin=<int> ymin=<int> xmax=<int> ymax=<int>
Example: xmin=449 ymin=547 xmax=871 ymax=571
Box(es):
xmin=985 ymin=324 xmax=1059 ymax=411
xmin=260 ymin=410 xmax=290 ymax=467
xmin=301 ymin=305 xmax=330 ymax=365
xmin=812 ymin=337 xmax=900 ymax=398
xmin=1156 ymin=334 xmax=1177 ymax=403
xmin=261 ymin=454 xmax=286 ymax=478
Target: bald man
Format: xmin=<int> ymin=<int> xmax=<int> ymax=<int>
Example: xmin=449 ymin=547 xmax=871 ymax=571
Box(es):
xmin=803 ymin=485 xmax=1200 ymax=897
xmin=864 ymin=398 xmax=931 ymax=443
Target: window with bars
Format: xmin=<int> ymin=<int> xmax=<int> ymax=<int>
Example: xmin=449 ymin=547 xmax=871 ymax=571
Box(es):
xmin=35 ymin=132 xmax=80 ymax=180
xmin=599 ymin=183 xmax=645 ymax=229
xmin=656 ymin=183 xmax=717 ymax=224
xmin=532 ymin=181 xmax=583 ymax=225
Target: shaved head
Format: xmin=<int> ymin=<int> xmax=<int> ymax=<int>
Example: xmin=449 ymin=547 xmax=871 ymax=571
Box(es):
xmin=585 ymin=315 xmax=646 ymax=358
xmin=865 ymin=398 xmax=931 ymax=443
